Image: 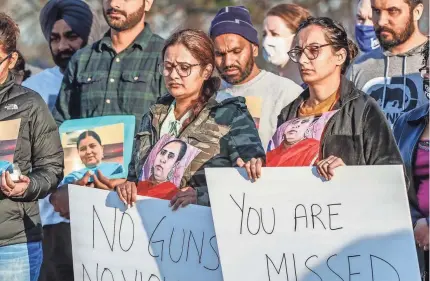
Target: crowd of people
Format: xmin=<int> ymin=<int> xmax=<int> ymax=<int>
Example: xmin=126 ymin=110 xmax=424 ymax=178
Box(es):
xmin=0 ymin=0 xmax=428 ymax=280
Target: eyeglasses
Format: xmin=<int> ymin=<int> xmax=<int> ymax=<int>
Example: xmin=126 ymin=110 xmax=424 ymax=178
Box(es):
xmin=158 ymin=62 xmax=201 ymax=78
xmin=419 ymin=65 xmax=429 ymax=79
xmin=288 ymin=44 xmax=332 ymax=63
xmin=0 ymin=53 xmax=12 ymax=66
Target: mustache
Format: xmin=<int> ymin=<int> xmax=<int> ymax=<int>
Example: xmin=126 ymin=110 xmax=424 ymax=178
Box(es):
xmin=375 ymin=26 xmax=395 ymax=36
xmin=106 ymin=8 xmax=127 ymax=17
xmin=222 ymin=65 xmax=241 ymax=72
xmin=53 ymin=51 xmax=75 ymax=60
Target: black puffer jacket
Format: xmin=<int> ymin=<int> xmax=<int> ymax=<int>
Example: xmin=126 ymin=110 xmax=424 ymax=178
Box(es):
xmin=278 ymin=76 xmax=404 ymax=166
xmin=0 ymin=76 xmax=63 ymax=247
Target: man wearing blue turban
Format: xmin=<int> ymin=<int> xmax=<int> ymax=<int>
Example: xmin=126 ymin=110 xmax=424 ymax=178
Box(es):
xmin=23 ymin=0 xmax=99 ymax=111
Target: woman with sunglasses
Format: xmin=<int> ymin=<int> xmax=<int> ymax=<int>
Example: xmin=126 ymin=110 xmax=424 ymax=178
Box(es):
xmin=0 ymin=13 xmax=63 ymax=281
xmin=393 ymin=40 xmax=429 ymax=279
xmin=243 ymin=17 xmax=403 ymax=181
xmin=116 ymin=29 xmax=264 ymax=209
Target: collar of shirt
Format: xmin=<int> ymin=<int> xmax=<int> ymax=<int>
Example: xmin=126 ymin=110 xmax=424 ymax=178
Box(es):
xmin=97 ymin=22 xmax=154 ymax=53
xmin=160 ymin=101 xmax=192 ymax=137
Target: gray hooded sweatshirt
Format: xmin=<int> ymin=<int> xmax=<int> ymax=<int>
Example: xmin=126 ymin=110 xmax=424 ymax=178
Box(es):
xmin=347 ymin=41 xmax=427 ymax=126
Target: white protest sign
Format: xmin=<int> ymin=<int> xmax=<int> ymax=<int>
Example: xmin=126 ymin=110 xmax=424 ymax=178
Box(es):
xmin=69 ymin=185 xmax=223 ymax=281
xmin=206 ymin=166 xmax=420 ymax=281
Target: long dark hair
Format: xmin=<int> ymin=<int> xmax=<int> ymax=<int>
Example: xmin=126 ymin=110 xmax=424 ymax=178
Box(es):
xmin=162 ymin=29 xmax=221 ymax=127
xmin=297 ymin=17 xmax=358 ymax=74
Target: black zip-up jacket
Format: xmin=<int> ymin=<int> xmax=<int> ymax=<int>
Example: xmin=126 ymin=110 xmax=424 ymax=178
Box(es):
xmin=278 ymin=76 xmax=404 ymax=167
xmin=0 ymin=76 xmax=63 ymax=246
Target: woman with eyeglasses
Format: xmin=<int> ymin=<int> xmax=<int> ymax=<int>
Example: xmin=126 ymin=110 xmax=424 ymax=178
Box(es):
xmin=115 ymin=29 xmax=265 ymax=209
xmin=242 ymin=17 xmax=403 ymax=181
xmin=0 ymin=13 xmax=63 ymax=281
xmin=393 ymin=40 xmax=429 ymax=279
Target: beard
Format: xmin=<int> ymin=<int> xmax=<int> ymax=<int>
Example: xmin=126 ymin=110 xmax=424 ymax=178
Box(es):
xmin=52 ymin=52 xmax=73 ymax=70
xmin=220 ymin=54 xmax=254 ymax=85
xmin=104 ymin=4 xmax=145 ymax=32
xmin=376 ymin=13 xmax=415 ymax=50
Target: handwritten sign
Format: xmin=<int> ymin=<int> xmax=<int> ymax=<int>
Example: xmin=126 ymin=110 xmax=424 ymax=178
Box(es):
xmin=206 ymin=166 xmax=420 ymax=281
xmin=69 ymin=185 xmax=223 ymax=281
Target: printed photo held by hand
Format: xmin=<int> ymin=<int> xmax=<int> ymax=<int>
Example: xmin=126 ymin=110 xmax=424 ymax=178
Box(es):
xmin=267 ymin=111 xmax=337 ymax=167
xmin=0 ymin=119 xmax=21 ymax=179
xmin=137 ymin=134 xmax=201 ymax=200
xmin=60 ymin=123 xmax=125 ymax=186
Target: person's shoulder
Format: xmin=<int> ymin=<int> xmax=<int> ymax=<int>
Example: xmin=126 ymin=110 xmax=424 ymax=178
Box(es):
xmin=148 ymin=32 xmax=165 ymax=51
xmin=211 ymin=91 xmax=250 ymax=125
xmin=351 ymin=49 xmax=385 ymax=69
xmin=70 ymin=42 xmax=99 ymax=64
xmin=261 ymin=71 xmax=303 ymax=94
xmin=23 ymin=67 xmax=62 ymax=87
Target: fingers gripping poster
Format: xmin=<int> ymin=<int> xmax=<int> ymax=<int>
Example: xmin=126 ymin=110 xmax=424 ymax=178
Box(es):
xmin=59 ymin=116 xmax=135 ymax=184
xmin=137 ymin=134 xmax=201 ymax=200
xmin=69 ymin=186 xmax=223 ymax=281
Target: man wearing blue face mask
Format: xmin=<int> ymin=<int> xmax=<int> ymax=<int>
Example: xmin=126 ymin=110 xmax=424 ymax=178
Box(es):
xmin=355 ymin=0 xmax=380 ymax=53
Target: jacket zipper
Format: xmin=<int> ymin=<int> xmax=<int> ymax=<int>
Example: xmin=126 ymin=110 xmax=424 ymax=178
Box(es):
xmin=318 ymin=95 xmax=359 ymax=160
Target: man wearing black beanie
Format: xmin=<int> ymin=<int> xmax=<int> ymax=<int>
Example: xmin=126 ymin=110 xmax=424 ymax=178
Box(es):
xmin=210 ymin=6 xmax=302 ymax=150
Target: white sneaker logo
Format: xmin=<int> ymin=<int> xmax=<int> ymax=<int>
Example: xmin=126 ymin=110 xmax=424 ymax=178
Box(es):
xmin=5 ymin=104 xmax=18 ymax=110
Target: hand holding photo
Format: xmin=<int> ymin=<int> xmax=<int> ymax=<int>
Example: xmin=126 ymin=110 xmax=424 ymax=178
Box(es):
xmin=137 ymin=134 xmax=201 ymax=200
xmin=60 ymin=116 xmax=134 ymax=189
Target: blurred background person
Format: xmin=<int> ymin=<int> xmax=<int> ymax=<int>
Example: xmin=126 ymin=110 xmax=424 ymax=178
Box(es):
xmin=23 ymin=0 xmax=97 ymax=111
xmin=393 ymin=39 xmax=429 ymax=280
xmin=262 ymin=3 xmax=311 ymax=86
xmin=0 ymin=12 xmax=63 ymax=281
xmin=210 ymin=6 xmax=302 ymax=151
xmin=355 ymin=0 xmax=380 ymax=54
xmin=348 ymin=0 xmax=428 ymax=127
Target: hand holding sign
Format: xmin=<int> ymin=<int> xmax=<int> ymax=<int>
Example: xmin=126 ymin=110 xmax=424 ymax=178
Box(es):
xmin=414 ymin=218 xmax=429 ymax=250
xmin=116 ymin=181 xmax=137 ymax=207
xmin=237 ymin=157 xmax=264 ymax=181
xmin=316 ymin=155 xmax=346 ymax=180
xmin=50 ymin=185 xmax=70 ymax=219
xmin=169 ymin=186 xmax=197 ymax=211
xmin=0 ymin=171 xmax=30 ymax=197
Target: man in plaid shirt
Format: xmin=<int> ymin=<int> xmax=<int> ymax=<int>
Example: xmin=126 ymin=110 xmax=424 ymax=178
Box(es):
xmin=52 ymin=0 xmax=166 ymax=129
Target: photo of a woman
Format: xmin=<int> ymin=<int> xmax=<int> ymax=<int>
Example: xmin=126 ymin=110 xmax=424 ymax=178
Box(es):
xmin=137 ymin=135 xmax=201 ymax=200
xmin=61 ymin=130 xmax=123 ymax=185
xmin=137 ymin=139 xmax=189 ymax=200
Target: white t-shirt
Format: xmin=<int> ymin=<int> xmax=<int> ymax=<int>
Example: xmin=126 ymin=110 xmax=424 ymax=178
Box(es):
xmin=22 ymin=66 xmax=63 ymax=111
xmin=220 ymin=70 xmax=303 ymax=150
xmin=23 ymin=66 xmax=67 ymax=226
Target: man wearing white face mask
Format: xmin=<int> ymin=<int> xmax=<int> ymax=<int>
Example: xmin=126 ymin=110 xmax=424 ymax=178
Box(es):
xmin=263 ymin=4 xmax=311 ymax=86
